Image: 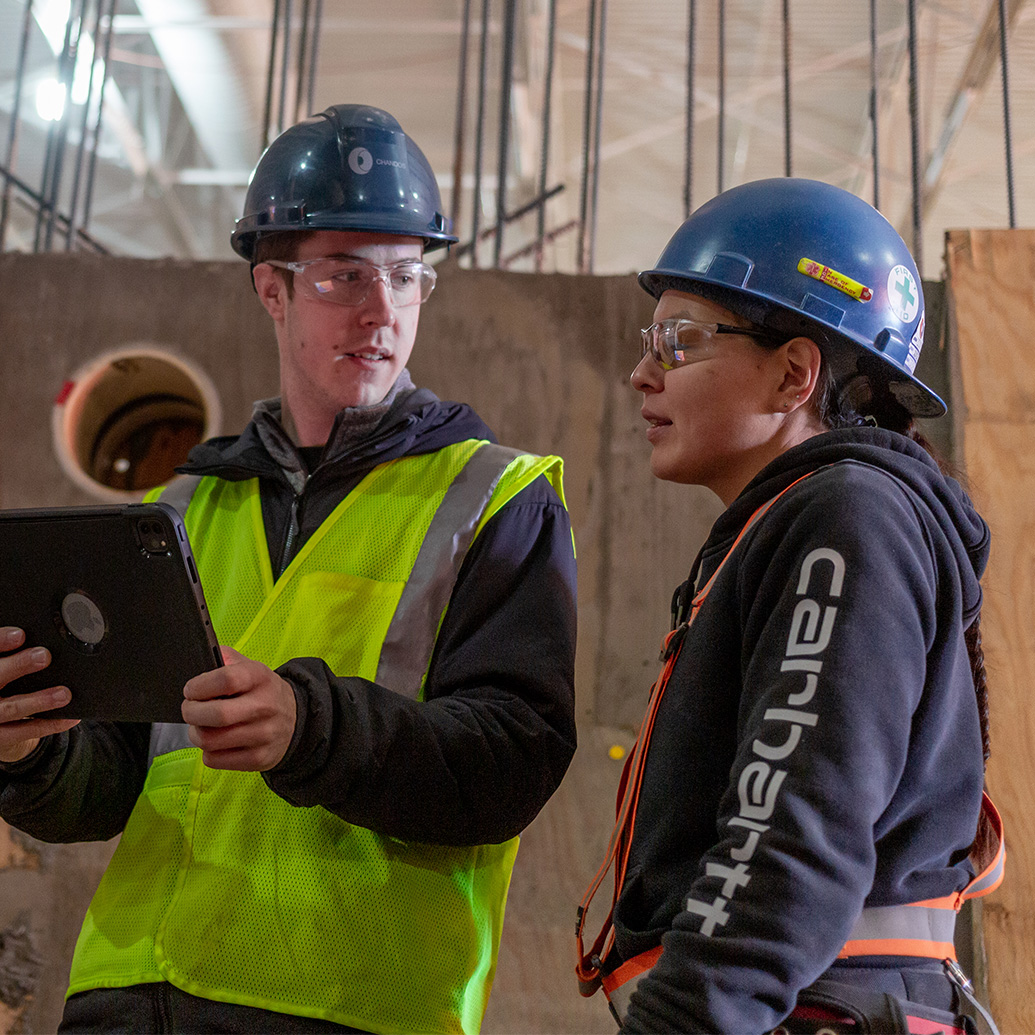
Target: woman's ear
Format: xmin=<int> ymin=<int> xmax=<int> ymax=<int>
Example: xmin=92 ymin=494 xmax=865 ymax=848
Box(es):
xmin=251 ymin=263 xmax=288 ymax=323
xmin=775 ymin=336 xmax=823 ymax=411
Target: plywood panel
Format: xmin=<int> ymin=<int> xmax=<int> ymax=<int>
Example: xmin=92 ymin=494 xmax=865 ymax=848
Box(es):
xmin=947 ymin=228 xmax=1035 ymax=1034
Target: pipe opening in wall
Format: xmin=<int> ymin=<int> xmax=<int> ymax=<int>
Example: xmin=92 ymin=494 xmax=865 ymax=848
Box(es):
xmin=53 ymin=347 xmax=222 ymax=500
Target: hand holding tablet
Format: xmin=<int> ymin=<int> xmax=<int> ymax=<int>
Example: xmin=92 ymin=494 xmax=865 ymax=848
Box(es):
xmin=0 ymin=502 xmax=222 ymax=723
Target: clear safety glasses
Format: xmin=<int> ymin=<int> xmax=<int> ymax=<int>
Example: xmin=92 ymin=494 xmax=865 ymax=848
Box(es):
xmin=639 ymin=317 xmax=784 ymax=370
xmin=265 ymin=257 xmax=437 ymax=308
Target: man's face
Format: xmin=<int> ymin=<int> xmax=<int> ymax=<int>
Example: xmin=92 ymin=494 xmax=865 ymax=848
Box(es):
xmin=254 ymin=229 xmax=425 ymax=444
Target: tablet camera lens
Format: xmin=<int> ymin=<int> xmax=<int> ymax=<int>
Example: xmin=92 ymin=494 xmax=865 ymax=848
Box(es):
xmin=138 ymin=518 xmax=170 ymax=554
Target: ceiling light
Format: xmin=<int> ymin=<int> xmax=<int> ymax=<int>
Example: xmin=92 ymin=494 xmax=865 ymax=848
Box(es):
xmin=36 ymin=78 xmax=67 ymax=122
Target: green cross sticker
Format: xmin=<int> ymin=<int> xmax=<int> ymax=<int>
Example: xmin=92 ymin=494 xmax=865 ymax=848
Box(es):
xmin=887 ymin=265 xmax=920 ymax=323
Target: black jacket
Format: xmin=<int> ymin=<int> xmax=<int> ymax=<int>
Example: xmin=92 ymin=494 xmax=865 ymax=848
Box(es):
xmin=614 ymin=428 xmax=990 ymax=1034
xmin=0 ymin=387 xmax=577 ymax=849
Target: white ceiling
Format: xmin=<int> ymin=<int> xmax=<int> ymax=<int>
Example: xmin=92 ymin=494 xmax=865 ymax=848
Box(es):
xmin=1 ymin=0 xmax=1032 ymax=278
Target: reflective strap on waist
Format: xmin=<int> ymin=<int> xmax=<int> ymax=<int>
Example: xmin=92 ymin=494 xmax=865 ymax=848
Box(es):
xmin=837 ymin=903 xmax=958 ymax=960
xmin=836 ymin=906 xmax=956 ymax=960
xmin=839 ymin=792 xmax=1005 ymax=961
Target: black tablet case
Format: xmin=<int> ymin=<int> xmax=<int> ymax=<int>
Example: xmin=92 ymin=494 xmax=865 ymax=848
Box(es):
xmin=0 ymin=501 xmax=222 ymax=723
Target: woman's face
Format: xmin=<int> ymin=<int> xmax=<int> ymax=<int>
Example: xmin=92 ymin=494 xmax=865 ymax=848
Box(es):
xmin=631 ymin=290 xmax=798 ymax=504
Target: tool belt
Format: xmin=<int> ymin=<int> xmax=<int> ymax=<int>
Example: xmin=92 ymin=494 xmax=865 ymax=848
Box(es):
xmin=770 ymin=979 xmax=976 ymax=1034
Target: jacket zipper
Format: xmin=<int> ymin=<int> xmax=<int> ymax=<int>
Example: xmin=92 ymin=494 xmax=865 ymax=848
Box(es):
xmin=278 ymin=477 xmax=309 ymax=578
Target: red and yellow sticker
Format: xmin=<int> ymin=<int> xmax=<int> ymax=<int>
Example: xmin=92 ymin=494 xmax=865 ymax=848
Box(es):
xmin=797 ymin=257 xmax=872 ymax=302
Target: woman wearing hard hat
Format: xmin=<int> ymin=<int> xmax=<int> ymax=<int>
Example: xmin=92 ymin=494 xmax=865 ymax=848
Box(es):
xmin=577 ymin=178 xmax=1002 ymax=1035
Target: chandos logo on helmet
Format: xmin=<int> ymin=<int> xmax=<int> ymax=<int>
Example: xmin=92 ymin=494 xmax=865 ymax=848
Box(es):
xmin=348 ymin=147 xmax=373 ymax=175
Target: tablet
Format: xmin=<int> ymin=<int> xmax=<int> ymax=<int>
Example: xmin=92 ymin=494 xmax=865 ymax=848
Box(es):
xmin=0 ymin=501 xmax=222 ymax=723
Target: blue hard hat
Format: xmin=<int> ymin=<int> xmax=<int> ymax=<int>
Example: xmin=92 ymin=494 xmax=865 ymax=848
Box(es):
xmin=231 ymin=104 xmax=458 ymax=260
xmin=638 ymin=178 xmax=944 ymax=418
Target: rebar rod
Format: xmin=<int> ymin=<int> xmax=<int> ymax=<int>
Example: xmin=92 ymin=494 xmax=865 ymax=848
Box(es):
xmin=294 ymin=0 xmax=312 ymax=123
xmin=0 ymin=0 xmax=35 ymax=250
xmin=262 ymin=0 xmax=282 ymax=148
xmin=577 ymin=0 xmax=598 ymax=272
xmin=717 ymin=0 xmax=726 ymax=192
xmin=869 ymin=0 xmax=880 ymax=210
xmin=492 ymin=0 xmax=517 ymax=267
xmin=586 ymin=0 xmax=607 ymax=273
xmin=683 ymin=0 xmax=695 ymax=219
xmin=997 ymin=0 xmax=1016 ymax=228
xmin=277 ymin=0 xmax=294 ymax=136
xmin=305 ymin=0 xmax=323 ymax=115
xmin=467 ymin=0 xmax=492 ymax=267
xmin=79 ymin=0 xmax=116 ymax=238
xmin=450 ymin=0 xmax=474 ymax=239
xmin=534 ymin=0 xmax=557 ymax=270
xmin=906 ymin=0 xmax=923 ymax=273
xmin=781 ymin=0 xmax=791 ymax=177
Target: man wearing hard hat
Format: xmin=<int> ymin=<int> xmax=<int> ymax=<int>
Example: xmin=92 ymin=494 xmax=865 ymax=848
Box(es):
xmin=0 ymin=105 xmax=577 ymax=1035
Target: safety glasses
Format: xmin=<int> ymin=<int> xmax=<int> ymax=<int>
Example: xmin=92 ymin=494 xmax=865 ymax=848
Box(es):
xmin=265 ymin=257 xmax=437 ymax=307
xmin=640 ymin=318 xmax=784 ymax=370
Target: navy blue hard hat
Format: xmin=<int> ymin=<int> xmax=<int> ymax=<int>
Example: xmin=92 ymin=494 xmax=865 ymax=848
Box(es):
xmin=639 ymin=178 xmax=944 ymax=418
xmin=231 ymin=104 xmax=458 ymax=260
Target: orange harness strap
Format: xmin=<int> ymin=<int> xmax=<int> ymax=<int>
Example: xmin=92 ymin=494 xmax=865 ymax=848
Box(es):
xmin=573 ymin=465 xmax=1006 ymax=1006
xmin=575 ymin=475 xmax=816 ymax=999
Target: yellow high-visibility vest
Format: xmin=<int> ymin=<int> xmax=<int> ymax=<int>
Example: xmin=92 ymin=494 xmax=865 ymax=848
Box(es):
xmin=67 ymin=440 xmax=568 ymax=1035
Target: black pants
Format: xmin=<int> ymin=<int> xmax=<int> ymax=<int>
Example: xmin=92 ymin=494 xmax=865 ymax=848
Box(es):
xmin=59 ymin=983 xmax=369 ymax=1034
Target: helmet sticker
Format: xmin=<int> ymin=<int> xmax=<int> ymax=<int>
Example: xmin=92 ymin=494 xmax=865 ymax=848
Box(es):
xmin=887 ymin=265 xmax=920 ymax=324
xmin=347 ymin=147 xmax=373 ymax=175
xmin=906 ymin=311 xmax=925 ymax=373
xmin=797 ymin=258 xmax=872 ymax=302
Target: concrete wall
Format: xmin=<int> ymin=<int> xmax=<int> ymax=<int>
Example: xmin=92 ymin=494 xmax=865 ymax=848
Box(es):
xmin=0 ymin=252 xmax=985 ymax=1034
xmin=0 ymin=253 xmax=720 ymax=1034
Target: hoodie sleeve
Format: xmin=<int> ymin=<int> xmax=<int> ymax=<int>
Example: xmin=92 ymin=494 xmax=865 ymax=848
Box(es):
xmin=620 ymin=463 xmax=985 ymax=1033
xmin=263 ymin=474 xmax=578 ymax=845
xmin=0 ymin=721 xmax=151 ymax=842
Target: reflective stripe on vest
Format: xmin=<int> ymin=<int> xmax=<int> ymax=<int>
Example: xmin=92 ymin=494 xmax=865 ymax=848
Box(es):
xmin=376 ymin=443 xmax=524 ymax=696
xmin=69 ymin=441 xmax=567 ymax=1035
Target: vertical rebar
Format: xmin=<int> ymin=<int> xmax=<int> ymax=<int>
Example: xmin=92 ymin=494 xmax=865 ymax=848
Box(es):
xmin=451 ymin=0 xmax=474 ymax=239
xmin=262 ymin=0 xmax=282 ymax=148
xmin=277 ymin=0 xmax=294 ymax=135
xmin=906 ymin=0 xmax=922 ymax=273
xmin=0 ymin=0 xmax=35 ymax=250
xmin=869 ymin=0 xmax=880 ymax=210
xmin=534 ymin=0 xmax=557 ymax=270
xmin=305 ymin=0 xmax=323 ymax=115
xmin=493 ymin=0 xmax=517 ymax=267
xmin=66 ymin=0 xmax=106 ymax=248
xmin=468 ymin=0 xmax=492 ymax=267
xmin=39 ymin=0 xmax=85 ymax=251
xmin=80 ymin=0 xmax=116 ymax=241
xmin=577 ymin=0 xmax=598 ymax=272
xmin=294 ymin=0 xmax=312 ymax=122
xmin=683 ymin=0 xmax=696 ymax=219
xmin=717 ymin=0 xmax=726 ymax=193
xmin=586 ymin=0 xmax=607 ymax=273
xmin=997 ymin=0 xmax=1016 ymax=228
xmin=781 ymin=0 xmax=791 ymax=177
